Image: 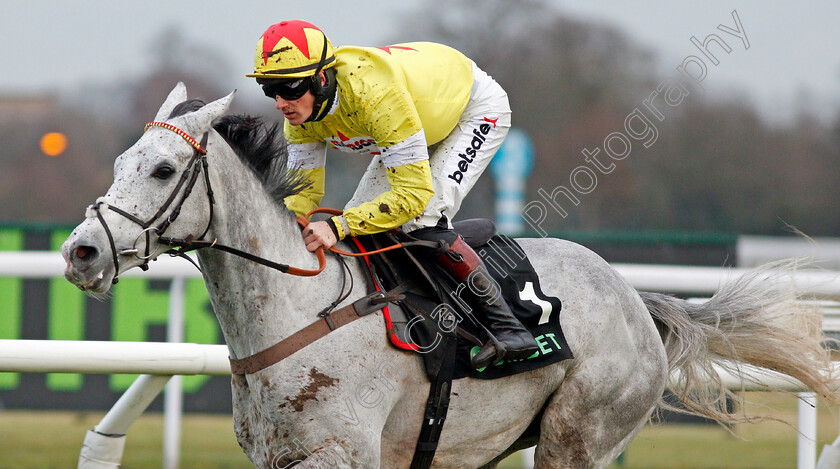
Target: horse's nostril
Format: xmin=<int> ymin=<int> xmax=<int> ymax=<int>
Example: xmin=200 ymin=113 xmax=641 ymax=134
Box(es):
xmin=74 ymin=245 xmax=99 ymax=262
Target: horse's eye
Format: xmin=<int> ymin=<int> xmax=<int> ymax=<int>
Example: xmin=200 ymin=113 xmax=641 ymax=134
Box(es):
xmin=153 ymin=165 xmax=175 ymax=180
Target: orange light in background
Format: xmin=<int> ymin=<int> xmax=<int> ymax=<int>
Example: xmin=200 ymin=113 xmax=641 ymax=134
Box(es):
xmin=40 ymin=132 xmax=68 ymax=157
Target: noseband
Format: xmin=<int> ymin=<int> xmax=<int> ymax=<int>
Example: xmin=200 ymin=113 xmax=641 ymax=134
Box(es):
xmin=88 ymin=122 xmax=213 ymax=284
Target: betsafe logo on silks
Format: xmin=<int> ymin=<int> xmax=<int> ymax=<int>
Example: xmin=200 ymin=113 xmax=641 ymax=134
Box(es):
xmin=447 ymin=117 xmax=498 ymax=185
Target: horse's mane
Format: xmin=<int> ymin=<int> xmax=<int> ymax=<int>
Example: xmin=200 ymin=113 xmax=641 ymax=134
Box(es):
xmin=168 ymin=99 xmax=309 ymax=206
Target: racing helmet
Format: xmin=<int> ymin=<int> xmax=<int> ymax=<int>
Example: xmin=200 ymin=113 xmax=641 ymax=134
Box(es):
xmin=247 ymin=20 xmax=336 ymax=79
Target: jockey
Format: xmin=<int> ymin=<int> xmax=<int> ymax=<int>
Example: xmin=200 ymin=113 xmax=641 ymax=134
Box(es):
xmin=247 ymin=20 xmax=537 ymax=369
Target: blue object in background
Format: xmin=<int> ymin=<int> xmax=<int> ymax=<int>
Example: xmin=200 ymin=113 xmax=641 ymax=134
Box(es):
xmin=490 ymin=127 xmax=534 ymax=235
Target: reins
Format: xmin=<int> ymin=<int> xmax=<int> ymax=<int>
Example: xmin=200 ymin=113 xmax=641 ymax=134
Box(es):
xmin=160 ymin=209 xmax=437 ymax=277
xmin=90 ymin=122 xmax=436 ymax=284
xmin=306 ymin=208 xmax=440 ymax=258
xmin=159 ymin=215 xmax=327 ymax=277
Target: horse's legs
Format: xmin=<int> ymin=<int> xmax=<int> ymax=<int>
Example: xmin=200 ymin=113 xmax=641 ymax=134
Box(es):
xmin=230 ymin=364 xmax=389 ymax=469
xmin=532 ymin=357 xmax=665 ymax=469
xmin=231 ymin=374 xmax=255 ymax=457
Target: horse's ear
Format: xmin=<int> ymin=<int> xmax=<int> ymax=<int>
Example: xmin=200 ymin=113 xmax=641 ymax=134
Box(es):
xmin=184 ymin=90 xmax=235 ymax=132
xmin=154 ymin=82 xmax=188 ymax=122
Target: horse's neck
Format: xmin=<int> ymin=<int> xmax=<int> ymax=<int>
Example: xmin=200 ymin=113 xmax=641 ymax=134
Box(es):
xmin=196 ymin=141 xmax=342 ymax=359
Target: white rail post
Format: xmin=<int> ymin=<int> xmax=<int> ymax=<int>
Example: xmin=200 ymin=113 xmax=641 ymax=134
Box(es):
xmin=78 ymin=374 xmax=172 ymax=469
xmin=816 ymin=433 xmax=840 ymax=468
xmin=799 ymin=392 xmax=818 ymax=469
xmin=521 ymin=446 xmax=535 ymax=468
xmin=164 ymin=276 xmax=186 ymax=469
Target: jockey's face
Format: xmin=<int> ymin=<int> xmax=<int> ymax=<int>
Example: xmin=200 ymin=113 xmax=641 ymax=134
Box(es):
xmin=275 ymin=91 xmax=315 ymax=125
xmin=267 ymin=71 xmax=326 ymax=126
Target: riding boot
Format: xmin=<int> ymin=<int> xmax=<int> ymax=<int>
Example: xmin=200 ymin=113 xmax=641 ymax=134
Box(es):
xmin=434 ymin=235 xmax=539 ymax=370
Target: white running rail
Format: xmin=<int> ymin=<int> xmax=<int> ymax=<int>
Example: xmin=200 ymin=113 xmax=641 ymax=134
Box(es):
xmin=1 ymin=252 xmax=839 ymax=469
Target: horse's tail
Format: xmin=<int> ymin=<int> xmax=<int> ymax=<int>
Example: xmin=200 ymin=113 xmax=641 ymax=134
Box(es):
xmin=640 ymin=261 xmax=839 ymax=424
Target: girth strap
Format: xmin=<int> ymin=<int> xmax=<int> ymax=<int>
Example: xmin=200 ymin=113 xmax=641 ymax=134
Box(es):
xmin=228 ymin=289 xmax=400 ymax=375
xmin=410 ymin=337 xmax=456 ymax=469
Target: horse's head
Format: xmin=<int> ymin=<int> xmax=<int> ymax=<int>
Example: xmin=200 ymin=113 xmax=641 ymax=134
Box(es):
xmin=62 ymin=83 xmax=234 ymax=294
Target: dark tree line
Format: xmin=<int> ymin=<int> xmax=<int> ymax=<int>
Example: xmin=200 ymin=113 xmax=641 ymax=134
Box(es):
xmin=2 ymin=3 xmax=838 ymax=237
xmin=393 ymin=0 xmax=840 ymax=236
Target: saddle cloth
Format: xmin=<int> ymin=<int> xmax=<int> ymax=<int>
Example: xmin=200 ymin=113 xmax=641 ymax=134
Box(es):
xmin=349 ymin=219 xmax=573 ymax=380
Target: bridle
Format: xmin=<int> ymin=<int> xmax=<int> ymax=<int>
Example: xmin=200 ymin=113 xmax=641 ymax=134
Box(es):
xmin=87 ymin=122 xmax=212 ymax=284
xmin=88 ymin=121 xmax=432 ymax=286
xmin=88 ymin=121 xmax=326 ymax=285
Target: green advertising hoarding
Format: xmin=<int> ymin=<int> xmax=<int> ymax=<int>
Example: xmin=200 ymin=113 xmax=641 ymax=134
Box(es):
xmin=0 ymin=227 xmax=231 ymax=412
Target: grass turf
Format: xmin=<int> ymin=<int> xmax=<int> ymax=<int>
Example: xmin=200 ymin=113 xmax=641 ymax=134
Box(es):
xmin=0 ymin=393 xmax=837 ymax=468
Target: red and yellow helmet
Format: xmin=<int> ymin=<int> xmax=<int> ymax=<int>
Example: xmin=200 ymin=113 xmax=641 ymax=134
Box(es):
xmin=246 ymin=20 xmax=336 ymax=79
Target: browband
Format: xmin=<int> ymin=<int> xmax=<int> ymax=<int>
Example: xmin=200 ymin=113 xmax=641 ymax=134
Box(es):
xmin=144 ymin=121 xmax=207 ymax=154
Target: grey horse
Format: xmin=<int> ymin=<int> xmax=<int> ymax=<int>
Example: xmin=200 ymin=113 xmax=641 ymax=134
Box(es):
xmin=62 ymin=84 xmax=838 ymax=468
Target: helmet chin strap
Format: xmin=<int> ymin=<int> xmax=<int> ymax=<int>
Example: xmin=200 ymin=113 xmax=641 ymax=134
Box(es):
xmin=305 ymin=33 xmax=335 ymax=123
xmin=307 ymin=69 xmax=337 ymax=123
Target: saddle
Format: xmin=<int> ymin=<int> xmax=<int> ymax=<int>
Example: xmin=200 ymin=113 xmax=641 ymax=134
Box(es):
xmin=349 ymin=219 xmax=573 ymax=381
xmin=344 ymin=219 xmax=573 ymax=468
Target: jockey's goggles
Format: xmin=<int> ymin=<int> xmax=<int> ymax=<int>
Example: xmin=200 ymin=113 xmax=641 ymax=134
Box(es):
xmin=261 ymin=78 xmax=310 ymax=101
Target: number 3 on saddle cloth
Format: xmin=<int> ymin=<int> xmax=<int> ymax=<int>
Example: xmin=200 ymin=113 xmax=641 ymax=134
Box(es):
xmin=349 ymin=219 xmax=573 ymax=381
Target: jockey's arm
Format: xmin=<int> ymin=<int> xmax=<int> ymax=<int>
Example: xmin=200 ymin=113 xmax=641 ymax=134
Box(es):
xmin=282 ymin=136 xmax=434 ymax=241
xmin=330 ymin=155 xmax=434 ymax=240
xmin=283 ymin=142 xmax=327 ymax=217
xmin=325 ymin=78 xmax=437 ymax=239
xmin=287 ymin=83 xmax=436 ymax=242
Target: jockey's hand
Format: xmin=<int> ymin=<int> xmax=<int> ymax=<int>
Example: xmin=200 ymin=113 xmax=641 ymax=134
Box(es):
xmin=302 ymin=220 xmax=337 ymax=252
